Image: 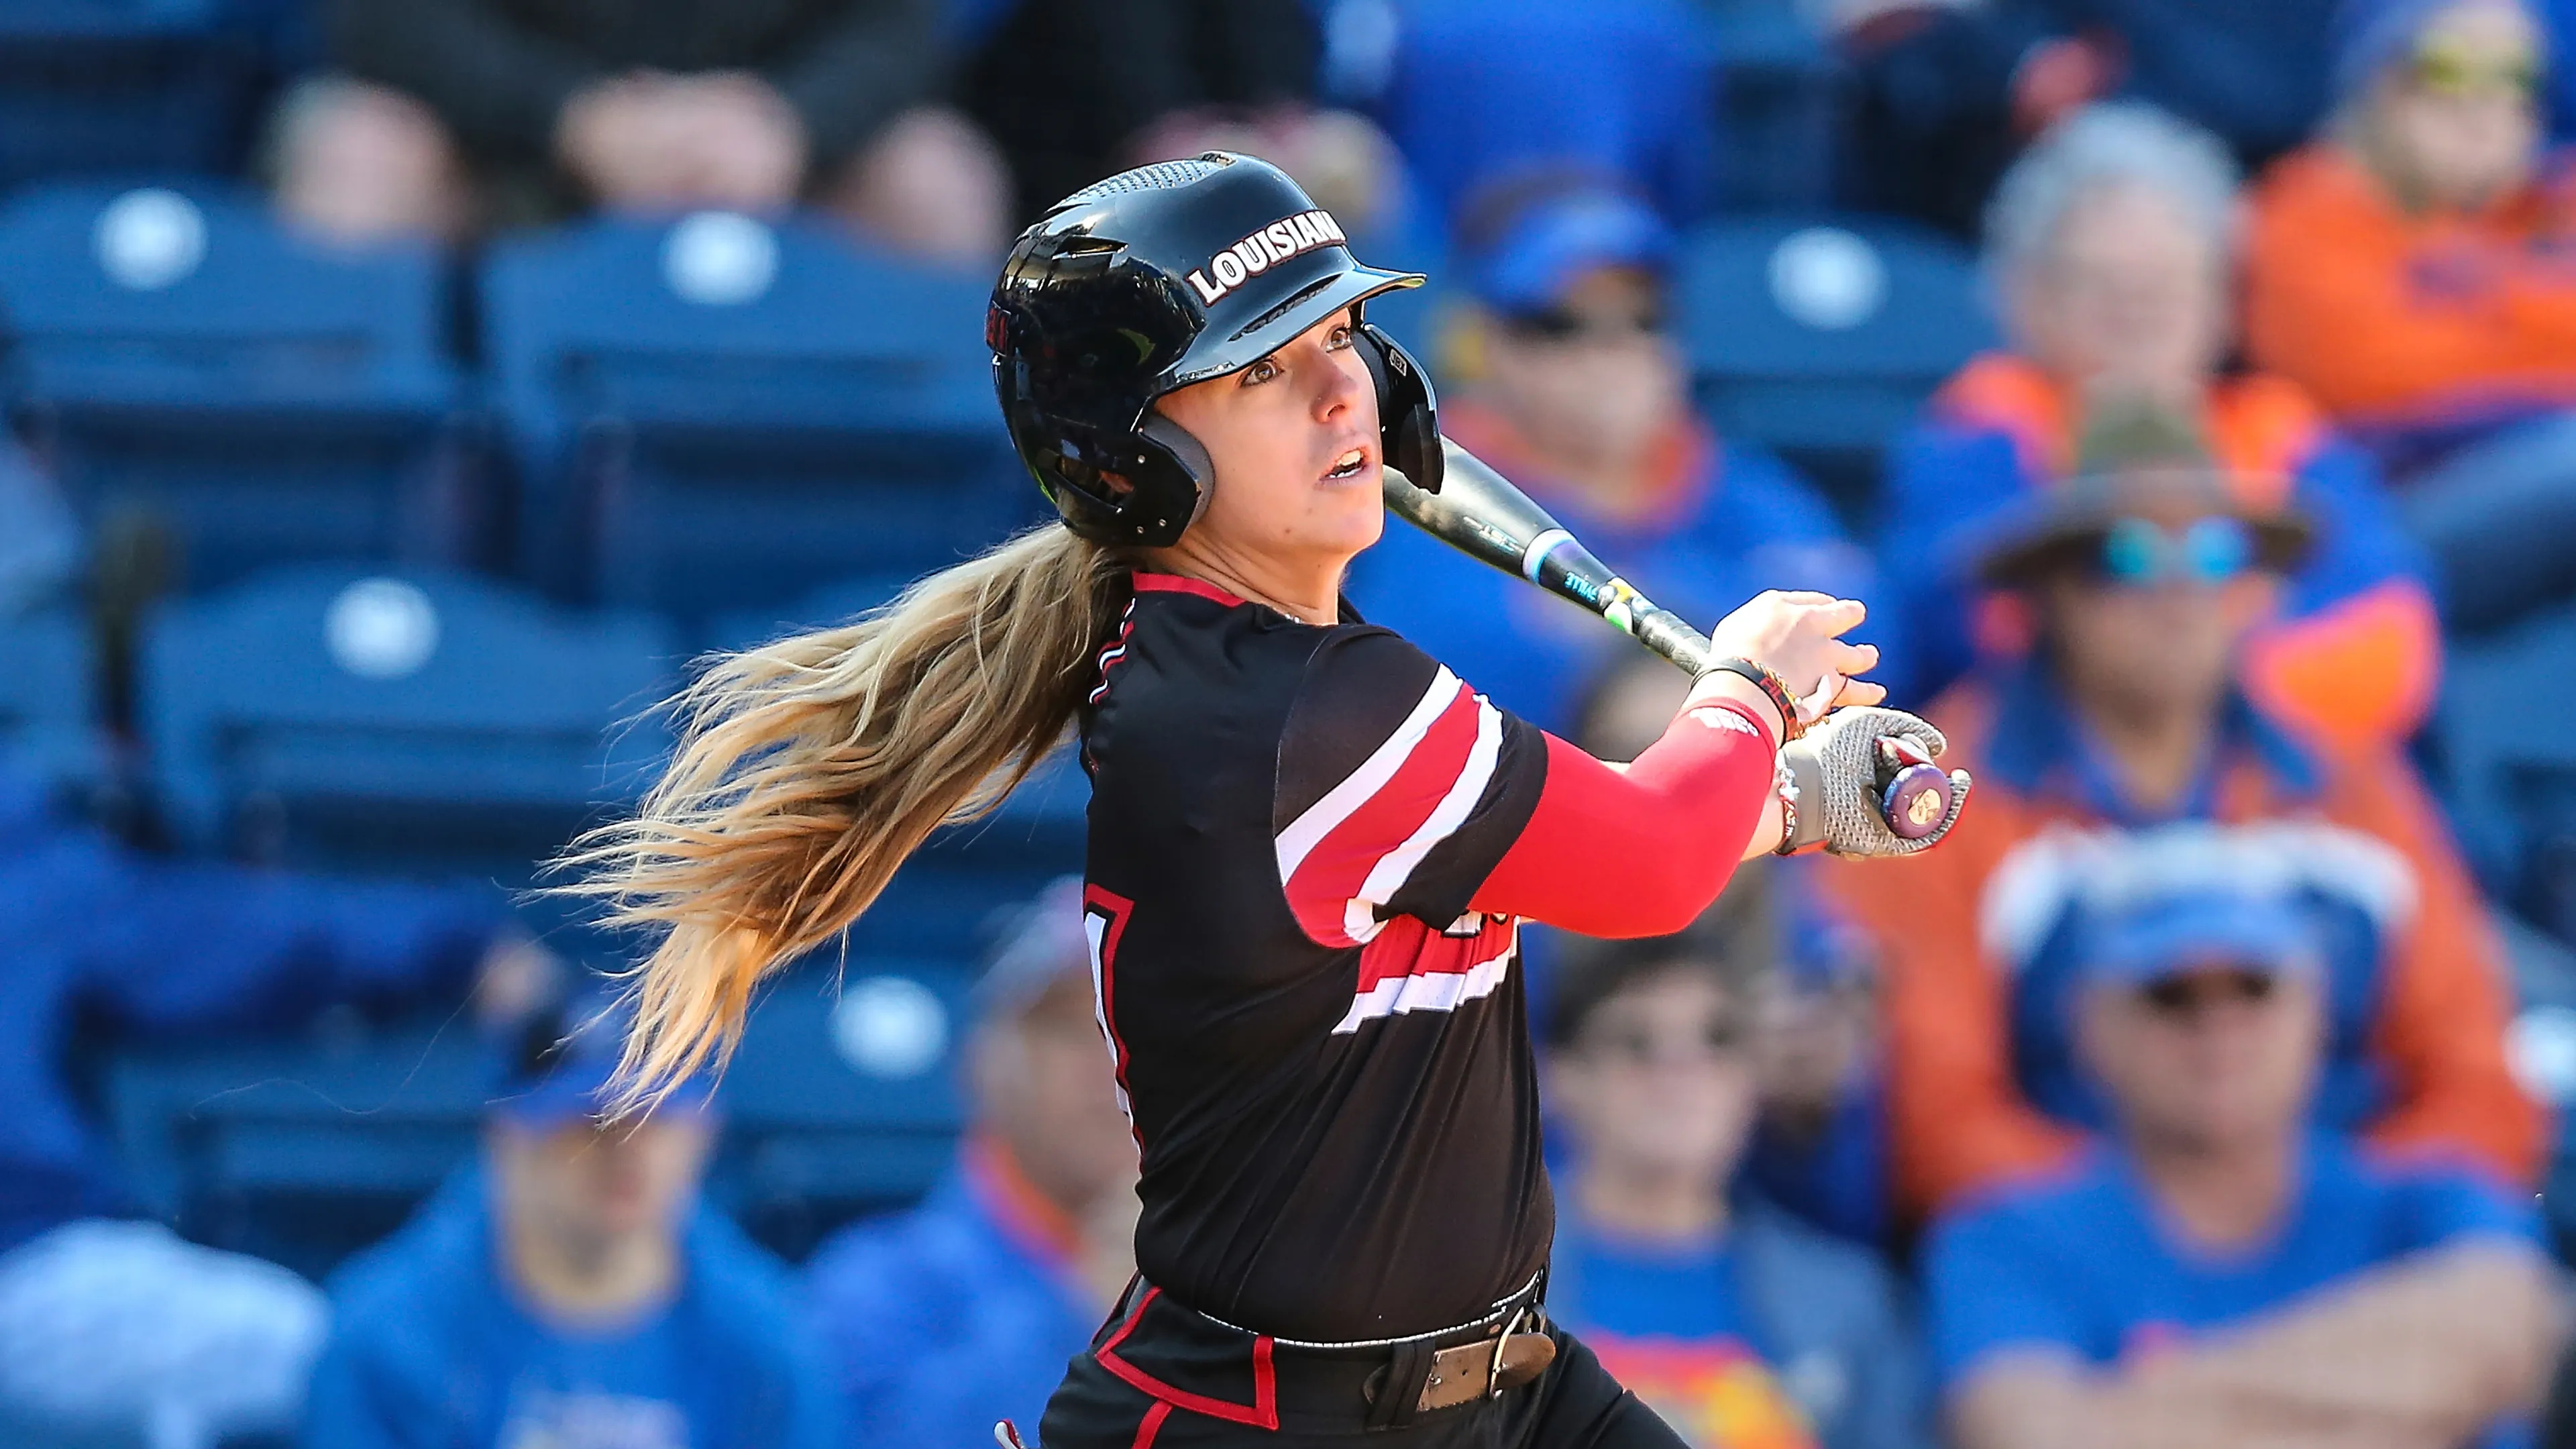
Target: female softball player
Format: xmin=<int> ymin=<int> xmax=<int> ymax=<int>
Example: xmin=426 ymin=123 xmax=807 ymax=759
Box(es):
xmin=578 ymin=154 xmax=1964 ymax=1448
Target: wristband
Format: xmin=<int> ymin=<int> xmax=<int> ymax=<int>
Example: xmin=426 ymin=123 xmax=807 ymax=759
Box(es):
xmin=1702 ymin=657 xmax=1804 ymax=743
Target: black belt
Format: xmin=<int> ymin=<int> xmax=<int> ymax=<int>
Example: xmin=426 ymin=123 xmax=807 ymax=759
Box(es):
xmin=1090 ymin=1271 xmax=1556 ymax=1434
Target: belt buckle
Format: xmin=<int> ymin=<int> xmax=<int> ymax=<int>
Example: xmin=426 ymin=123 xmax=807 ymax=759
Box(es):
xmin=1488 ymin=1307 xmax=1529 ymax=1399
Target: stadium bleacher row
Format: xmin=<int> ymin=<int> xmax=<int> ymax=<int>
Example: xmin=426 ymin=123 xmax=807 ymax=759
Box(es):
xmin=13 ymin=169 xmax=2576 ymax=1273
xmin=0 ymin=173 xmax=2002 ymax=1269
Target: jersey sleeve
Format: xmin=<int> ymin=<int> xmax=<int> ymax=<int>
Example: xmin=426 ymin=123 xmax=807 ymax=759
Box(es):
xmin=1273 ymin=628 xmax=1548 ymax=947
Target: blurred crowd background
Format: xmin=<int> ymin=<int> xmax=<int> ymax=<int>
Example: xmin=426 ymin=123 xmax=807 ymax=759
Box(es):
xmin=7 ymin=0 xmax=2576 ymax=1445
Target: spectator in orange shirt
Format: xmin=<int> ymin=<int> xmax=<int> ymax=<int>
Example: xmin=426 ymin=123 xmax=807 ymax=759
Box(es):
xmin=1826 ymin=398 xmax=2543 ymax=1225
xmin=2247 ymin=0 xmax=2576 ymax=631
xmin=1882 ymin=103 xmax=2441 ymax=755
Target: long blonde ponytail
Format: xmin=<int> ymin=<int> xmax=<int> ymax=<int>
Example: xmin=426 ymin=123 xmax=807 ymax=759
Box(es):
xmin=562 ymin=525 xmax=1128 ymax=1110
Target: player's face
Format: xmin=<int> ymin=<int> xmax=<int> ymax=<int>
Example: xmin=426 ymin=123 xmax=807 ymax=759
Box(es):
xmin=2078 ymin=959 xmax=2322 ymax=1155
xmin=1154 ymin=309 xmax=1386 ymax=570
xmin=2365 ymin=0 xmax=2541 ymax=210
xmin=1547 ymin=967 xmax=1760 ymax=1189
xmin=491 ymin=1110 xmax=714 ymax=1245
xmin=2011 ymin=181 xmax=2224 ymax=406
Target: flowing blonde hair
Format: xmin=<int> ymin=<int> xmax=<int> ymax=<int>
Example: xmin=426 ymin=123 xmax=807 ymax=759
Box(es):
xmin=561 ymin=525 xmax=1128 ymax=1112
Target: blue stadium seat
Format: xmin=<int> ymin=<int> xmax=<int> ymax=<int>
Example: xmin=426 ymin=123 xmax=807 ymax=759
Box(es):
xmin=139 ymin=565 xmax=675 ymax=902
xmin=0 ymin=0 xmax=261 ymax=192
xmin=1679 ymin=215 xmax=1996 ymax=508
xmin=2438 ymin=601 xmax=2576 ymax=947
xmin=0 ymin=182 xmax=482 ymax=592
xmin=0 ymin=602 xmax=98 ymax=793
xmin=710 ymin=960 xmax=971 ymax=1259
xmin=103 ymin=959 xmax=968 ymax=1274
xmin=481 ymin=211 xmax=1028 ymax=627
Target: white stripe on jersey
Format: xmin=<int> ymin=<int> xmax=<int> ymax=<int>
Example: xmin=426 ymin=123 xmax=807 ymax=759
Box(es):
xmin=1342 ymin=695 xmax=1503 ymax=944
xmin=1274 ymin=667 xmax=1463 ymax=882
xmin=1082 ymin=907 xmax=1134 ymax=1123
xmin=1330 ymin=922 xmax=1520 ymax=1034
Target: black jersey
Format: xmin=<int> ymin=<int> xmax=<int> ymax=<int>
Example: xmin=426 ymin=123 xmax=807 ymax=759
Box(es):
xmin=1076 ymin=572 xmax=1554 ymax=1342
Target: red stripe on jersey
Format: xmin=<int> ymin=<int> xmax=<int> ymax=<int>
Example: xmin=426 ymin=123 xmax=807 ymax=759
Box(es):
xmin=1334 ymin=915 xmax=1521 ymax=1034
xmin=1132 ymin=572 xmax=1248 ymax=607
xmin=1279 ymin=680 xmax=1482 ymax=947
xmin=1095 ymin=1287 xmax=1281 ymax=1429
xmin=1083 ymin=884 xmax=1142 ymax=1148
xmin=1130 ymin=1401 xmax=1171 ymax=1449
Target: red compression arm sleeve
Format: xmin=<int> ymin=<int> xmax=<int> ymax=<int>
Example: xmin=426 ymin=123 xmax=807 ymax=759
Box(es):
xmin=1468 ymin=701 xmax=1777 ymax=937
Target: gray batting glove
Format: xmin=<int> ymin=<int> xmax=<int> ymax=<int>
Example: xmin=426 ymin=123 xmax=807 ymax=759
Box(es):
xmin=1777 ymin=706 xmax=1972 ymax=858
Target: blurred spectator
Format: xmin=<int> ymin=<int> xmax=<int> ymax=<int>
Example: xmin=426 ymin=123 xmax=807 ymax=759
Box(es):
xmin=1828 ymin=403 xmax=2544 ymax=1224
xmin=1379 ymin=0 xmax=1717 ymax=235
xmin=1883 ymin=101 xmax=2442 ymax=754
xmin=0 ymin=759 xmax=529 ymax=1449
xmin=1742 ymin=877 xmax=1893 ymax=1250
xmin=2246 ymin=0 xmax=2576 ymax=633
xmin=804 ymin=879 xmax=1137 ymax=1449
xmin=954 ymin=0 xmax=1327 ymax=227
xmin=1542 ymin=932 xmax=1927 ymax=1449
xmin=274 ymin=0 xmax=1010 ymax=262
xmin=304 ymin=989 xmax=839 ymax=1448
xmin=1350 ymin=178 xmax=1882 ymax=735
xmin=1563 ymin=659 xmax=1895 ymax=1250
xmin=1927 ymin=879 xmax=2557 ymax=1449
xmin=1833 ymin=0 xmax=2343 ymax=238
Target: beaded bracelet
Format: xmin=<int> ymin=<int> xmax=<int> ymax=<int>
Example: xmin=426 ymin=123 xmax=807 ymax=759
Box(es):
xmin=1701 ymin=656 xmax=1805 ymax=743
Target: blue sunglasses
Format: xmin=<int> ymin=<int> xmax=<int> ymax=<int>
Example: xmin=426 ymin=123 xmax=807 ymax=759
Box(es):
xmin=2092 ymin=516 xmax=2255 ymax=586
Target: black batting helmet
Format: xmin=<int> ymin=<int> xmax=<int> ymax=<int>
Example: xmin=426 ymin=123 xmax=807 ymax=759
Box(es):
xmin=987 ymin=152 xmax=1443 ymax=547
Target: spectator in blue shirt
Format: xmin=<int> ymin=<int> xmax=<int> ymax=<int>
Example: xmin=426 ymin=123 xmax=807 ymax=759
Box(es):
xmin=804 ymin=877 xmax=1139 ymax=1449
xmin=1925 ymin=877 xmax=2559 ymax=1449
xmin=0 ymin=758 xmax=521 ymax=1449
xmin=1542 ymin=931 xmax=1928 ymax=1449
xmin=303 ymin=989 xmax=839 ymax=1449
xmin=1348 ymin=180 xmax=1886 ymax=735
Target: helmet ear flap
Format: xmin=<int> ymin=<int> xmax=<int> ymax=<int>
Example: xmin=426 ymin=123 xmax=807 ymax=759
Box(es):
xmin=1131 ymin=412 xmax=1214 ymax=544
xmin=1356 ymin=323 xmax=1442 ymax=492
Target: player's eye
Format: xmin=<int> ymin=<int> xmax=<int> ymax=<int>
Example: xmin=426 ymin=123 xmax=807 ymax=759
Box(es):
xmin=1325 ymin=324 xmax=1354 ymax=350
xmin=1239 ymin=358 xmax=1279 ymax=387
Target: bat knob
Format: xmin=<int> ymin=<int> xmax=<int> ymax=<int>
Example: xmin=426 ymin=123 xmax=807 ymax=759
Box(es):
xmin=1879 ymin=761 xmax=1952 ymax=841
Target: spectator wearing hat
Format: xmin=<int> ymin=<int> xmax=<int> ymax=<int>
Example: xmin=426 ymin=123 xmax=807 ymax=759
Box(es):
xmin=802 ymin=878 xmax=1138 ymax=1449
xmin=302 ymin=989 xmax=837 ymax=1449
xmin=2246 ymin=0 xmax=2576 ymax=633
xmin=273 ymin=0 xmax=1010 ymax=262
xmin=0 ymin=760 xmax=526 ymax=1449
xmin=1825 ymin=399 xmax=2542 ymax=1224
xmin=1348 ymin=178 xmax=1884 ymax=735
xmin=1542 ymin=931 xmax=1928 ymax=1449
xmin=1927 ymin=875 xmax=2557 ymax=1449
xmin=1882 ymin=101 xmax=2438 ymax=753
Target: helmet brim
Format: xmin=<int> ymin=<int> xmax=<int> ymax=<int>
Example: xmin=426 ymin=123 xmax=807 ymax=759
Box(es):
xmin=1159 ymin=263 xmax=1425 ymax=392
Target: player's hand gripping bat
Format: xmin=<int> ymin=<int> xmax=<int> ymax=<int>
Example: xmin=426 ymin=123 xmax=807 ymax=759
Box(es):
xmin=1385 ymin=437 xmax=1970 ymax=857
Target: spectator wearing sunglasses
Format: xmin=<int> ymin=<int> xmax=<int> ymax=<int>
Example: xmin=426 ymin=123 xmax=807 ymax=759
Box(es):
xmin=1927 ymin=873 xmax=2557 ymax=1449
xmin=2247 ymin=0 xmax=2576 ymax=633
xmin=1348 ymin=177 xmax=1887 ymax=735
xmin=1541 ymin=932 xmax=1929 ymax=1449
xmin=1823 ymin=398 xmax=2542 ymax=1224
xmin=1882 ymin=101 xmax=2439 ymax=755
